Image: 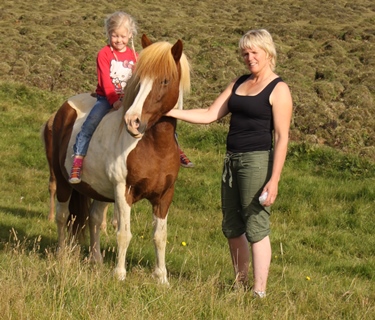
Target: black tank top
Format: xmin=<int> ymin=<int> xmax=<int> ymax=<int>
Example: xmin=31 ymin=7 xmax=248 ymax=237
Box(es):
xmin=226 ymin=74 xmax=283 ymax=153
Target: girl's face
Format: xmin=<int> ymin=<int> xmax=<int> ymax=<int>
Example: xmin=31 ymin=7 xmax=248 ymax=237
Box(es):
xmin=110 ymin=25 xmax=131 ymax=52
xmin=241 ymin=46 xmax=270 ymax=74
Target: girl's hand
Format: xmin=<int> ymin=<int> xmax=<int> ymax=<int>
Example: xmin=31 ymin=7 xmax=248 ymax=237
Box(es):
xmin=113 ymin=100 xmax=122 ymax=110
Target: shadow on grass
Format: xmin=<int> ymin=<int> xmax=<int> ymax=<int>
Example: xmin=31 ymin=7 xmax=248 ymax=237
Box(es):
xmin=0 ymin=222 xmax=56 ymax=255
xmin=0 ymin=205 xmax=200 ymax=283
xmin=0 ymin=204 xmax=46 ymax=219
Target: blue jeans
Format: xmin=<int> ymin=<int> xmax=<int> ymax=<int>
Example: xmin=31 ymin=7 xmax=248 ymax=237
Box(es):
xmin=73 ymin=95 xmax=112 ymax=156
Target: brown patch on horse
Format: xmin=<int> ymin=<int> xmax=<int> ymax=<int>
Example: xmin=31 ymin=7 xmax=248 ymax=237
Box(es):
xmin=51 ymin=101 xmax=90 ymax=236
xmin=51 ymin=101 xmax=76 ymax=201
xmin=126 ymin=116 xmax=180 ymax=219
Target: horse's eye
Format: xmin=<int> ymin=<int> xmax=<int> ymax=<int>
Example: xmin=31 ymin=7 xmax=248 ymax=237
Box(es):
xmin=162 ymin=79 xmax=169 ymax=85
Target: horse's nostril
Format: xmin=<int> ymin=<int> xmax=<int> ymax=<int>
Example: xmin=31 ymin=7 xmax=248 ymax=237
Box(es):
xmin=132 ymin=118 xmax=140 ymax=129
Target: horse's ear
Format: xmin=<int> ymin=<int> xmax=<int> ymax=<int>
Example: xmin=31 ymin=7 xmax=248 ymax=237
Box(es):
xmin=171 ymin=39 xmax=183 ymax=63
xmin=141 ymin=34 xmax=153 ymax=48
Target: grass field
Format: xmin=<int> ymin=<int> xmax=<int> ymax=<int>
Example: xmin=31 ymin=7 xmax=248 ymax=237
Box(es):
xmin=0 ymin=77 xmax=374 ymax=320
xmin=0 ymin=0 xmax=374 ymax=319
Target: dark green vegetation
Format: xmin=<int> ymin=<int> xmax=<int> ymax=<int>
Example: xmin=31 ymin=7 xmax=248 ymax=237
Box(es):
xmin=0 ymin=0 xmax=374 ymax=319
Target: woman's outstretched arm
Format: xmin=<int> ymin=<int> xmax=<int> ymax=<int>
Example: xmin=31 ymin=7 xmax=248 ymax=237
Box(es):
xmin=166 ymin=80 xmax=236 ymax=124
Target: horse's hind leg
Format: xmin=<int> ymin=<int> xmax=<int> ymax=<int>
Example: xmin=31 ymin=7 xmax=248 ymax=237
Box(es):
xmin=152 ymin=212 xmax=169 ymax=285
xmin=55 ymin=199 xmax=71 ymax=249
xmin=48 ymin=174 xmax=56 ymax=221
xmin=54 ymin=181 xmax=75 ymax=249
xmin=89 ymin=200 xmax=110 ymax=263
xmin=100 ymin=203 xmax=116 ymax=235
xmin=99 ymin=203 xmax=108 ymax=235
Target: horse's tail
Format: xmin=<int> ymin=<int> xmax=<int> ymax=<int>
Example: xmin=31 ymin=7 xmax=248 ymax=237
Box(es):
xmin=68 ymin=189 xmax=90 ymax=242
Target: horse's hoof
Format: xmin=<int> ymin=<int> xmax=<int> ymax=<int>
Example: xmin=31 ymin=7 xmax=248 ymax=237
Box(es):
xmin=159 ymin=278 xmax=170 ymax=286
xmin=89 ymin=253 xmax=103 ymax=264
xmin=152 ymin=269 xmax=169 ymax=286
xmin=114 ymin=268 xmax=126 ymax=281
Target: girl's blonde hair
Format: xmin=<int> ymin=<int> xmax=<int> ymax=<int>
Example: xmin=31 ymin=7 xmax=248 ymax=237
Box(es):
xmin=239 ymin=29 xmax=277 ymax=71
xmin=105 ymin=11 xmax=137 ymax=41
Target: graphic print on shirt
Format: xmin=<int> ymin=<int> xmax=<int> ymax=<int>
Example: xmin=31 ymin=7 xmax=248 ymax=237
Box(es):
xmin=110 ymin=59 xmax=135 ymax=94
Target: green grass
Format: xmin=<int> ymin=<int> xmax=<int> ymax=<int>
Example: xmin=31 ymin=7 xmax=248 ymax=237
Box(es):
xmin=1 ymin=0 xmax=375 ymax=318
xmin=0 ymin=83 xmax=374 ymax=319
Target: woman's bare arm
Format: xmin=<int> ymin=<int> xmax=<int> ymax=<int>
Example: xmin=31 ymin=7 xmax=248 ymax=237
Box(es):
xmin=166 ymin=80 xmax=236 ymax=124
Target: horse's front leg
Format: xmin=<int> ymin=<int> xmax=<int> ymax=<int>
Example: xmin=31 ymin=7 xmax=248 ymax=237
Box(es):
xmin=113 ymin=184 xmax=132 ymax=281
xmin=152 ymin=212 xmax=169 ymax=285
xmin=89 ymin=200 xmax=110 ymax=263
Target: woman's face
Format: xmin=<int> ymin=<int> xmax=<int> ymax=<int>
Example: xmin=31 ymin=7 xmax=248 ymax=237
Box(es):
xmin=110 ymin=25 xmax=131 ymax=52
xmin=241 ymin=46 xmax=270 ymax=74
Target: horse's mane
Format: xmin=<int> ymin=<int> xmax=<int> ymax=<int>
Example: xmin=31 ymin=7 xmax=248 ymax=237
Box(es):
xmin=135 ymin=41 xmax=190 ymax=94
xmin=121 ymin=41 xmax=191 ymax=119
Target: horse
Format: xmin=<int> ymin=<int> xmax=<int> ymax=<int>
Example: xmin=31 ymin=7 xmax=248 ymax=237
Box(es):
xmin=41 ymin=34 xmax=190 ymax=284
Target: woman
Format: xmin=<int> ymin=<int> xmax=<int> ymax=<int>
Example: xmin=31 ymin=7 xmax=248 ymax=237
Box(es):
xmin=166 ymin=29 xmax=293 ymax=297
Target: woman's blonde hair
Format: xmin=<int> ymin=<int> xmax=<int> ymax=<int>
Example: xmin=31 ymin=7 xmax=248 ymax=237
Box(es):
xmin=239 ymin=29 xmax=277 ymax=71
xmin=105 ymin=11 xmax=138 ymax=42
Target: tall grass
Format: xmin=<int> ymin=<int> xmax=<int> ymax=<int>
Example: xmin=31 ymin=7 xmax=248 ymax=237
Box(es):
xmin=0 ymin=82 xmax=374 ymax=319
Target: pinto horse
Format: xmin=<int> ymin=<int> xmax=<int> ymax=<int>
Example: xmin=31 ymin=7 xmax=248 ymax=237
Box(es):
xmin=42 ymin=34 xmax=190 ymax=284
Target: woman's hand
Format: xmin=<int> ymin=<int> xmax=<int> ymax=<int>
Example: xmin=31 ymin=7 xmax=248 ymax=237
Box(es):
xmin=260 ymin=180 xmax=278 ymax=207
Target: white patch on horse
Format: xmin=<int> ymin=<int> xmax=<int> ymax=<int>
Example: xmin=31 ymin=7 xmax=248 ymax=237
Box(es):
xmin=127 ymin=77 xmax=153 ymax=118
xmin=83 ymin=109 xmax=139 ymax=197
xmin=68 ymin=93 xmax=97 ymax=119
xmin=63 ymin=92 xmax=141 ymax=198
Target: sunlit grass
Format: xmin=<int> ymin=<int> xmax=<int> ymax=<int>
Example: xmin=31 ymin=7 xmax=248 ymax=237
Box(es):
xmin=1 ymin=86 xmax=374 ymax=318
xmin=1 ymin=0 xmax=375 ymax=315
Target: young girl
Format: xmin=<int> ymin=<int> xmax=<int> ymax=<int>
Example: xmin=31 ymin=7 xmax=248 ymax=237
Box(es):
xmin=69 ymin=11 xmax=193 ymax=183
xmin=69 ymin=11 xmax=138 ymax=183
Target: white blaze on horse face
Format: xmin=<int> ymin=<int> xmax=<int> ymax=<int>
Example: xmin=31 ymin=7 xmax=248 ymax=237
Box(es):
xmin=125 ymin=77 xmax=153 ymax=131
